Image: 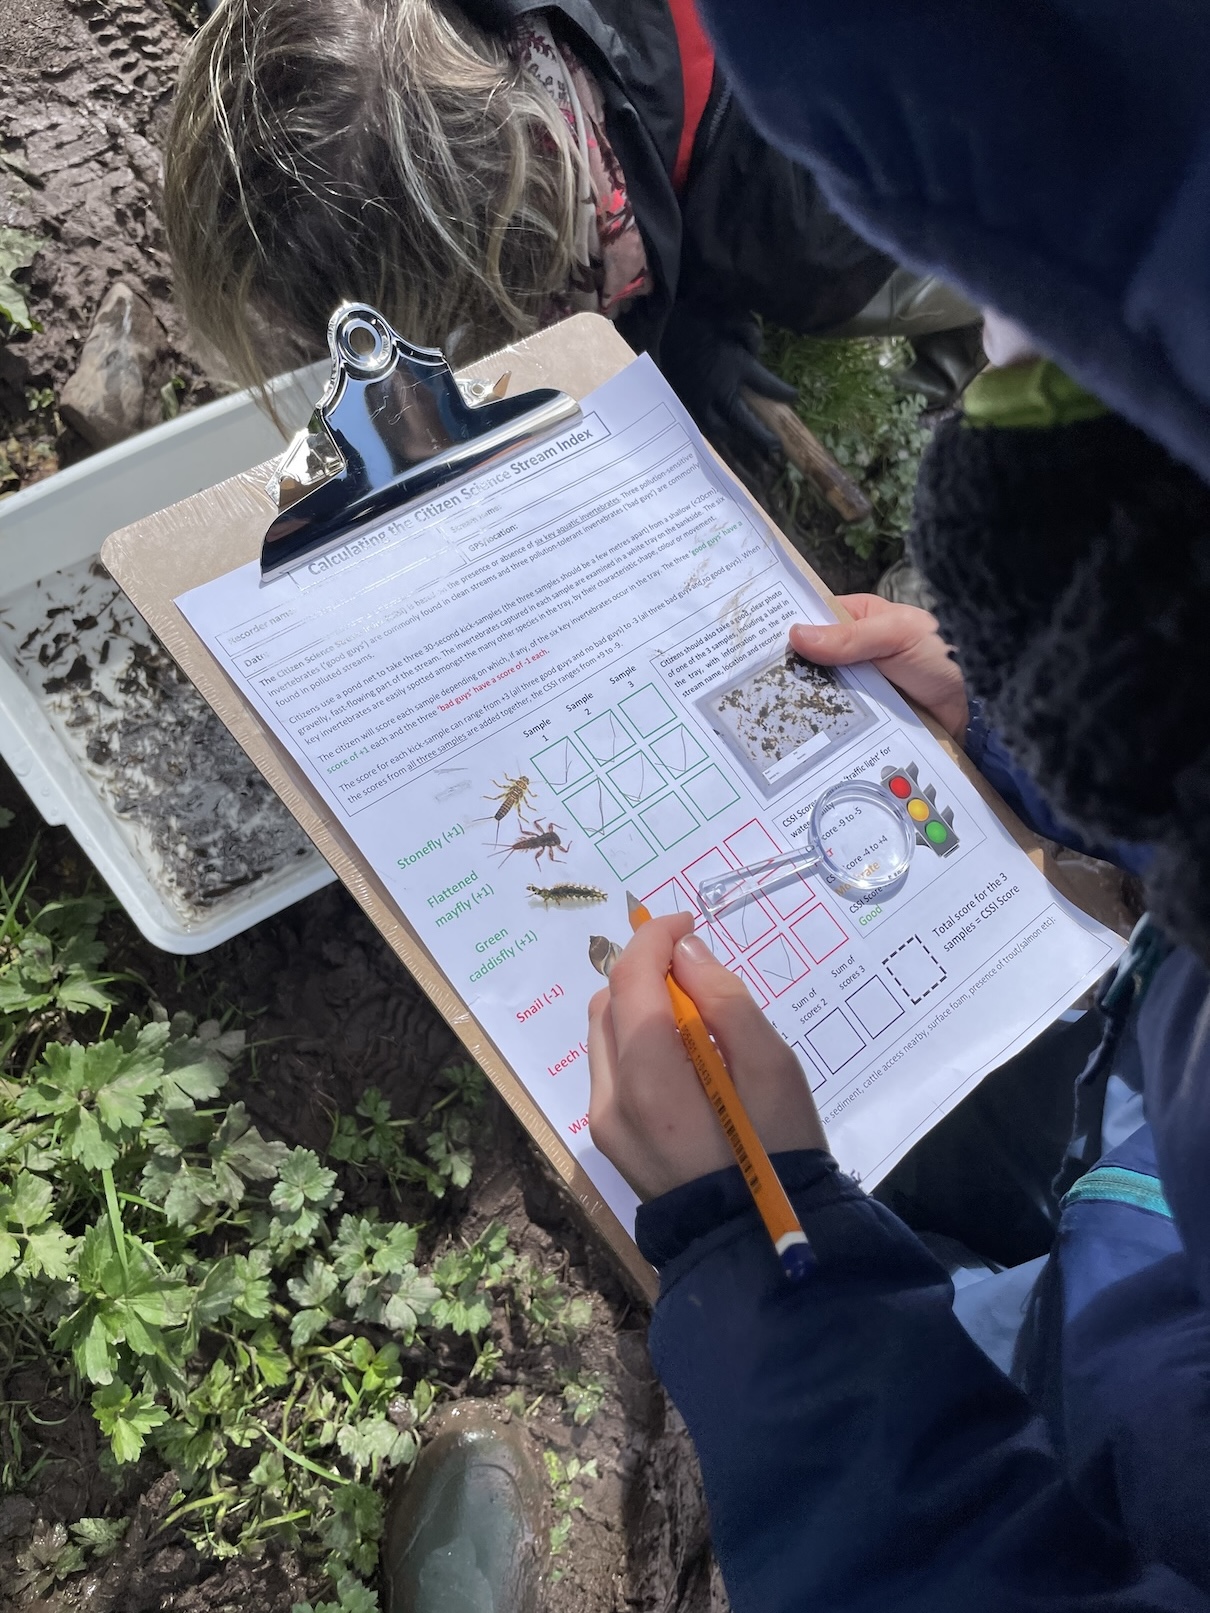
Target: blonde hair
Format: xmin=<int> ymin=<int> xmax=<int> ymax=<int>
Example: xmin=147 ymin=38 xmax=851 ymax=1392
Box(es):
xmin=163 ymin=0 xmax=581 ymax=392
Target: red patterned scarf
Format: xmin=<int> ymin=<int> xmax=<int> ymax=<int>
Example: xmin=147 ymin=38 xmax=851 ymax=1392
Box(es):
xmin=512 ymin=14 xmax=653 ymax=318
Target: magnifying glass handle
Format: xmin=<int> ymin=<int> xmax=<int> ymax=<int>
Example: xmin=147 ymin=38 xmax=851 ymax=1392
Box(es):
xmin=697 ymin=848 xmax=822 ymax=919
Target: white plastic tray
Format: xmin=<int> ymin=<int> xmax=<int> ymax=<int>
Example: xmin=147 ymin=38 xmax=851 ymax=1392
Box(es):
xmin=0 ymin=366 xmax=338 ymax=953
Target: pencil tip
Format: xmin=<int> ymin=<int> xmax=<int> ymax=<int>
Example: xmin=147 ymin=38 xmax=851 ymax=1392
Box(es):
xmin=625 ymin=891 xmax=640 ymax=915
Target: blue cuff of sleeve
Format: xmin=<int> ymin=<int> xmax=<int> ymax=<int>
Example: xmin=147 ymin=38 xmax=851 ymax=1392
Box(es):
xmin=963 ymin=698 xmax=992 ymax=770
xmin=636 ymin=1149 xmax=843 ymax=1270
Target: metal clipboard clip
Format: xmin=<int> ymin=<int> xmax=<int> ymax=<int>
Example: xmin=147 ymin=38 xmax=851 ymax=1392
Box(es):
xmin=260 ymin=303 xmax=582 ymax=583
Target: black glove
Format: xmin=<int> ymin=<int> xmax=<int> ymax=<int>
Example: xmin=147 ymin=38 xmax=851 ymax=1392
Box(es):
xmin=658 ymin=305 xmax=798 ymax=461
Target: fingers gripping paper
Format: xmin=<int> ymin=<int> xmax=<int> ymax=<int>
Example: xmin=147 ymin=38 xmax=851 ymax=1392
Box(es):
xmin=165 ymin=346 xmax=1122 ymax=1257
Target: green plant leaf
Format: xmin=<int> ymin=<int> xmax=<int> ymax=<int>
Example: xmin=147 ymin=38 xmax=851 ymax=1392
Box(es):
xmin=91 ymin=1382 xmax=168 ymax=1463
xmin=159 ymin=1057 xmax=225 ymax=1110
xmin=22 ymin=1224 xmax=76 ymax=1280
xmin=351 ymin=1266 xmax=439 ymax=1342
xmin=272 ymin=1149 xmax=339 ymax=1215
xmin=2 ymin=1169 xmax=53 ymax=1230
xmin=370 ymin=1223 xmax=419 ymax=1274
xmin=287 ymin=1255 xmax=339 ymax=1311
xmin=0 ymin=1229 xmax=20 ymax=1278
xmin=289 ymin=1307 xmax=331 ymax=1348
xmin=336 ymin=1416 xmax=415 ymax=1475
xmin=69 ymin=1517 xmax=129 ymax=1557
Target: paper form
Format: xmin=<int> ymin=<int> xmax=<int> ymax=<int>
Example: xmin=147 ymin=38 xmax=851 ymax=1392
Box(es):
xmin=177 ymin=356 xmax=1123 ymax=1231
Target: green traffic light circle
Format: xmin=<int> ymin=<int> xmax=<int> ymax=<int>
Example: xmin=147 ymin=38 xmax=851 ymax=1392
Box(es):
xmin=925 ymin=821 xmax=949 ymax=845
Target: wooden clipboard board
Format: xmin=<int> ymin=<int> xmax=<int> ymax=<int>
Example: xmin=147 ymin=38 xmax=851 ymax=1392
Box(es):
xmin=101 ymin=312 xmax=1081 ymax=1302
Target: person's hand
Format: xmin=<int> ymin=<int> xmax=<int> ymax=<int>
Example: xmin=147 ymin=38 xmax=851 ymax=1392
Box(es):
xmin=587 ymin=913 xmax=826 ymax=1201
xmin=659 ymin=303 xmax=798 ymax=461
xmin=790 ymin=593 xmax=970 ymax=742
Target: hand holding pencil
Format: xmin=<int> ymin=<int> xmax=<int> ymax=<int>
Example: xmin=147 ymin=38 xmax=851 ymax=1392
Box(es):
xmin=586 ymin=908 xmax=827 ymax=1276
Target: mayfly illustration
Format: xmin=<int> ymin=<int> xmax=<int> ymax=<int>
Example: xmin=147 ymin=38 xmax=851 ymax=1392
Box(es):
xmin=495 ymin=820 xmax=571 ymax=867
xmin=481 ymin=773 xmax=537 ymax=840
xmin=527 ymin=883 xmax=608 ymax=907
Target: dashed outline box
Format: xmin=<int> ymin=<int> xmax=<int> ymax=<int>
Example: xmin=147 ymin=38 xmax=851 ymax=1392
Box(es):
xmin=846 ymin=976 xmax=905 ymax=1039
xmin=804 ymin=1009 xmax=866 ymax=1075
xmin=791 ymin=905 xmax=849 ymax=964
xmin=883 ymin=934 xmax=948 ymax=1005
xmin=749 ymin=933 xmax=811 ymax=998
xmin=619 ymin=683 xmax=677 ymax=738
xmin=681 ymin=764 xmax=741 ymax=821
xmin=529 ymin=735 xmax=592 ymax=792
xmin=639 ymin=792 xmax=699 ymax=852
xmin=595 ymin=821 xmax=658 ymax=881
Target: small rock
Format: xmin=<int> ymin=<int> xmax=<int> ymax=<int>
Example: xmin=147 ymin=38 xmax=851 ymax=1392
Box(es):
xmin=59 ymin=281 xmax=163 ymax=449
xmin=0 ymin=1494 xmax=36 ymax=1542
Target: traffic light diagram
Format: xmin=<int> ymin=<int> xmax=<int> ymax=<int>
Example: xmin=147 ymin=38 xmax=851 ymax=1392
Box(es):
xmin=881 ymin=762 xmax=959 ymax=857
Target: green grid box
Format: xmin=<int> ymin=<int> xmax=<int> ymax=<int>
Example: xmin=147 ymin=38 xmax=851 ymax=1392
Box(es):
xmin=650 ymin=724 xmax=708 ymax=778
xmin=530 ymin=735 xmax=592 ymax=792
xmin=564 ymin=777 xmax=625 ymax=835
xmin=607 ymin=751 xmax=664 ymax=807
xmin=681 ymin=764 xmax=741 ymax=820
xmin=619 ymin=683 xmax=676 ymax=737
xmin=639 ymin=792 xmax=699 ymax=851
xmin=596 ymin=820 xmax=658 ymax=880
xmin=576 ymin=708 xmax=634 ymax=764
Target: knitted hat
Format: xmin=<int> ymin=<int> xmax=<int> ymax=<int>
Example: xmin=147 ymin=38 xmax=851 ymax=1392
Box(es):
xmin=911 ymin=410 xmax=1210 ymax=959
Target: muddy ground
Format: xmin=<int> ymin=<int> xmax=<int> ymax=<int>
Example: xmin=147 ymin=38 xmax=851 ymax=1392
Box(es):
xmin=0 ymin=753 xmax=732 ymax=1613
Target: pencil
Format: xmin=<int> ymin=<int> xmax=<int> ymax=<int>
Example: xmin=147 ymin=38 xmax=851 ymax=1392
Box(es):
xmin=626 ymin=894 xmax=814 ymax=1280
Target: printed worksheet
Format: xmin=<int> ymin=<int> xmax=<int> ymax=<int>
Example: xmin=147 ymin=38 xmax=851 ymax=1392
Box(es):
xmin=178 ymin=357 xmax=1122 ymax=1230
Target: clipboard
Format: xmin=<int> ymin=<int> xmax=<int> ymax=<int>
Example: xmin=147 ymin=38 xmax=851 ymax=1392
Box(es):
xmin=101 ymin=310 xmax=1086 ymax=1301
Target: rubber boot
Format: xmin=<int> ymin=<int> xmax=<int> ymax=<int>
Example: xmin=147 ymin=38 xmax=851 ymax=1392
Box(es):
xmin=897 ymin=325 xmax=987 ymax=406
xmin=830 ymin=268 xmax=980 ymax=340
xmin=382 ymin=1410 xmax=546 ymax=1613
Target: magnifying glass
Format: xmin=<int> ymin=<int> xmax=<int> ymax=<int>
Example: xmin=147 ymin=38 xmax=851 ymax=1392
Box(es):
xmin=696 ymin=780 xmax=915 ymax=919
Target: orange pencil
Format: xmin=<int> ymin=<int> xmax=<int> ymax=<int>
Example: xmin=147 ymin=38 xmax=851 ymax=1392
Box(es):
xmin=626 ymin=894 xmax=814 ymax=1280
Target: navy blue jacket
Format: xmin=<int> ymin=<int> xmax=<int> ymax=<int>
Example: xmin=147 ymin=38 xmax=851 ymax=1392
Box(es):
xmin=636 ymin=752 xmax=1210 ymax=1610
xmin=688 ymin=0 xmax=1210 ymax=491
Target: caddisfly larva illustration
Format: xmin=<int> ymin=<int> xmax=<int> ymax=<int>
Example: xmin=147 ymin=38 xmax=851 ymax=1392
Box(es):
xmin=495 ymin=820 xmax=571 ymax=867
xmin=480 ymin=773 xmax=537 ymax=840
xmin=527 ymin=883 xmax=608 ymax=907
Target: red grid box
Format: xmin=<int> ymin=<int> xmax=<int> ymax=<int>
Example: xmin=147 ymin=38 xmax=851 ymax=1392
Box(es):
xmin=791 ymin=905 xmax=849 ymax=964
xmin=733 ymin=965 xmax=769 ymax=1008
xmin=749 ymin=934 xmax=811 ymax=998
xmin=640 ymin=876 xmax=697 ymax=919
xmin=724 ymin=819 xmax=781 ymax=866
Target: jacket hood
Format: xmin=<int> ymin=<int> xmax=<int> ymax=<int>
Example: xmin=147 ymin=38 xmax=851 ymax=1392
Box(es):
xmin=695 ymin=0 xmax=1210 ymax=485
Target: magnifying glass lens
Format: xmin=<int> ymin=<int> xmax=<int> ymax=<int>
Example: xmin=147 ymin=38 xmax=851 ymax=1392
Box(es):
xmin=695 ymin=780 xmax=914 ymax=918
xmin=813 ymin=783 xmax=913 ymax=897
